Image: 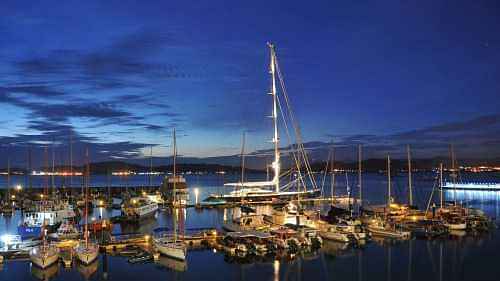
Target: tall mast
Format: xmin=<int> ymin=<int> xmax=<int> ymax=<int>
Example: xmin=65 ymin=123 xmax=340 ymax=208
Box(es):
xmin=358 ymin=144 xmax=362 ymax=207
xmin=407 ymin=145 xmax=413 ymax=206
xmin=69 ymin=133 xmax=73 ymax=188
xmin=240 ymin=131 xmax=246 ymax=185
xmin=149 ymin=146 xmax=153 ymax=187
xmin=172 ymin=128 xmax=177 ymax=241
xmin=7 ymin=150 xmax=10 ymax=200
xmin=439 ymin=163 xmax=443 ymax=209
xmin=268 ymin=43 xmax=280 ymax=193
xmin=387 ymin=155 xmax=391 ymax=208
xmin=51 ymin=141 xmax=55 ymax=194
xmin=84 ymin=148 xmax=89 ymax=248
xmin=330 ymin=146 xmax=336 ymax=204
xmin=44 ymin=146 xmax=49 ymax=198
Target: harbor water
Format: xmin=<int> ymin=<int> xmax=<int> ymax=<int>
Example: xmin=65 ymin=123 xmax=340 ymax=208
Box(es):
xmin=1 ymin=172 xmax=499 ymax=281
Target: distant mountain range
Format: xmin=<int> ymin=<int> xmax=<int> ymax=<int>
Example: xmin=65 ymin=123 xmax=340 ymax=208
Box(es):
xmin=1 ymin=157 xmax=498 ymax=175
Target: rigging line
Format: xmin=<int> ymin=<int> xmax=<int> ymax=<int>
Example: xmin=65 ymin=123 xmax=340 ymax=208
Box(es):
xmin=275 ymin=58 xmax=317 ymax=190
xmin=320 ymin=149 xmax=332 ymax=197
xmin=274 ymin=81 xmax=308 ymax=191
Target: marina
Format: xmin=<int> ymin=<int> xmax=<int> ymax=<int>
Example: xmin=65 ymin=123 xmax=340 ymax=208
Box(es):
xmin=1 ymin=2 xmax=499 ymax=280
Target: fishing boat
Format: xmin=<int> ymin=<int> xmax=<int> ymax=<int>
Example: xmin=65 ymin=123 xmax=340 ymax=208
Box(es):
xmin=18 ymin=200 xmax=76 ymax=239
xmin=206 ymin=43 xmax=320 ymax=203
xmin=75 ymin=149 xmax=99 ymax=265
xmin=29 ymin=229 xmax=60 ymax=269
xmin=153 ymin=128 xmax=188 ymax=261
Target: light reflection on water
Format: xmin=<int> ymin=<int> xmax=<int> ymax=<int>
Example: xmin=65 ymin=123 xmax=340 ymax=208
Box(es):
xmin=0 ymin=173 xmax=499 ymax=281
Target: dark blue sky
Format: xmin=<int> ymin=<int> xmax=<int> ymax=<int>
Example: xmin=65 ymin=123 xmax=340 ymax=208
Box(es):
xmin=1 ymin=0 xmax=499 ymax=166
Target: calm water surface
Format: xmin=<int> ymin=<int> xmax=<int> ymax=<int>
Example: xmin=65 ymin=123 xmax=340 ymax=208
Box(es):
xmin=1 ymin=173 xmax=499 ymax=281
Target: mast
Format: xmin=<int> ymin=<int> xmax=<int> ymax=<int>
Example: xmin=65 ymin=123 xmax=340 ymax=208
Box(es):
xmin=407 ymin=145 xmax=413 ymax=206
xmin=84 ymin=148 xmax=89 ymax=248
xmin=358 ymin=144 xmax=362 ymax=207
xmin=439 ymin=163 xmax=444 ymax=209
xmin=69 ymin=133 xmax=73 ymax=188
xmin=172 ymin=128 xmax=177 ymax=241
xmin=51 ymin=141 xmax=55 ymax=194
xmin=240 ymin=131 xmax=246 ymax=185
xmin=268 ymin=43 xmax=280 ymax=193
xmin=331 ymin=145 xmax=335 ymax=204
xmin=44 ymin=146 xmax=49 ymax=198
xmin=7 ymin=151 xmax=10 ymax=202
xmin=149 ymin=146 xmax=153 ymax=187
xmin=387 ymin=155 xmax=391 ymax=208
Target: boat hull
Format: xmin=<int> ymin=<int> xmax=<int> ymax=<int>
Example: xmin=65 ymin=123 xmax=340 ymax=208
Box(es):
xmin=154 ymin=240 xmax=186 ymax=261
xmin=208 ymin=189 xmax=320 ymax=203
xmin=30 ymin=247 xmax=60 ymax=269
xmin=75 ymin=245 xmax=99 ymax=265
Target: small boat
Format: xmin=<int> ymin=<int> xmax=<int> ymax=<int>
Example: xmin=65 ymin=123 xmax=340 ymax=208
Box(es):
xmin=29 ymin=233 xmax=60 ymax=269
xmin=319 ymin=224 xmax=356 ymax=243
xmin=154 ymin=237 xmax=186 ymax=261
xmin=128 ymin=252 xmax=153 ymax=264
xmin=75 ymin=241 xmax=99 ymax=265
xmin=366 ymin=218 xmax=411 ymax=239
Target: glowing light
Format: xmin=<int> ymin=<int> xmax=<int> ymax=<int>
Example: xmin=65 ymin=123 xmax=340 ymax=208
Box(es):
xmin=15 ymin=185 xmax=22 ymax=191
xmin=144 ymin=235 xmax=150 ymax=241
xmin=132 ymin=199 xmax=137 ymax=204
xmin=40 ymin=194 xmax=44 ymax=199
xmin=194 ymin=188 xmax=199 ymax=205
xmin=11 ymin=195 xmax=15 ymax=199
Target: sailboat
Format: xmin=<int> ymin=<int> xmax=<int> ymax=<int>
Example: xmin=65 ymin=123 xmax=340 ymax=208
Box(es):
xmin=153 ymin=128 xmax=187 ymax=261
xmin=29 ymin=227 xmax=60 ymax=268
xmin=366 ymin=155 xmax=411 ymax=239
xmin=207 ymin=43 xmax=320 ymax=202
xmin=75 ymin=149 xmax=99 ymax=265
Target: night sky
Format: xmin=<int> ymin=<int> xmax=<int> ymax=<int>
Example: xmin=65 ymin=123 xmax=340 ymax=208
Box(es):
xmin=1 ymin=0 xmax=499 ymax=167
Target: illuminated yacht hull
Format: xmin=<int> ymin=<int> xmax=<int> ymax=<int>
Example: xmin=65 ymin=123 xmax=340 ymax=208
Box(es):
xmin=207 ymin=188 xmax=320 ymax=202
xmin=442 ymin=182 xmax=500 ymax=191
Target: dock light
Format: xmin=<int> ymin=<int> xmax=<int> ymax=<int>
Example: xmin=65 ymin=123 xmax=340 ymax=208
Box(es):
xmin=11 ymin=195 xmax=15 ymax=200
xmin=99 ymin=200 xmax=104 ymax=206
xmin=142 ymin=191 xmax=146 ymax=196
xmin=132 ymin=199 xmax=137 ymax=204
xmin=40 ymin=194 xmax=44 ymax=199
xmin=15 ymin=185 xmax=22 ymax=191
xmin=194 ymin=188 xmax=199 ymax=205
xmin=144 ymin=235 xmax=150 ymax=241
